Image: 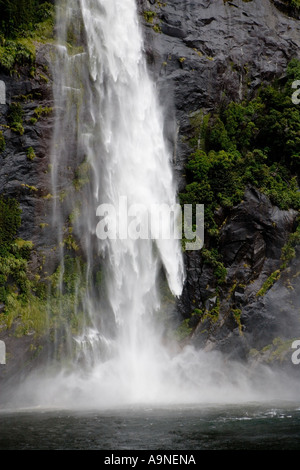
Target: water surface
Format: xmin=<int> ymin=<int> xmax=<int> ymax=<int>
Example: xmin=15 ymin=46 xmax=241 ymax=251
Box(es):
xmin=1 ymin=402 xmax=300 ymax=450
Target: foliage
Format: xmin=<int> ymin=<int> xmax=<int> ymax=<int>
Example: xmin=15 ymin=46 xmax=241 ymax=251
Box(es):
xmin=175 ymin=318 xmax=193 ymax=341
xmin=256 ymin=270 xmax=281 ymax=297
xmin=179 ymin=59 xmax=300 ymax=318
xmin=0 ymin=1 xmax=54 ymax=38
xmin=0 ymin=195 xmax=22 ymax=255
xmin=26 ymin=147 xmax=36 ymax=161
xmin=180 ymin=59 xmax=300 ymax=238
xmin=0 ymin=252 xmax=90 ymax=340
xmin=281 ymin=0 xmax=300 ymax=9
xmin=280 ymin=220 xmax=300 ymax=268
xmin=0 ymin=39 xmax=35 ymax=72
xmin=0 ymin=131 xmax=5 ymax=153
xmin=0 ymin=196 xmax=32 ymax=303
xmin=7 ymin=102 xmax=24 ymax=135
xmin=34 ymin=106 xmax=53 ymax=119
xmin=0 ymin=1 xmax=54 ymax=73
xmin=201 ymin=248 xmax=227 ymax=284
xmin=143 ymin=11 xmax=157 ymax=23
xmin=73 ymin=158 xmax=91 ymax=191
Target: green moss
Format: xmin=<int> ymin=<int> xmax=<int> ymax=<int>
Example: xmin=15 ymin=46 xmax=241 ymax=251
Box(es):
xmin=153 ymin=24 xmax=162 ymax=33
xmin=232 ymin=308 xmax=243 ymax=334
xmin=280 ymin=221 xmax=300 ymax=269
xmin=8 ymin=102 xmax=24 ymax=135
xmin=0 ymin=253 xmax=91 ymax=341
xmin=143 ymin=9 xmax=161 ymax=33
xmin=0 ymin=195 xmax=21 ymax=254
xmin=34 ymin=106 xmax=53 ymax=119
xmin=12 ymin=238 xmax=34 ymax=260
xmin=278 ymin=0 xmax=300 ymax=10
xmin=202 ymin=248 xmax=227 ymax=284
xmin=143 ymin=11 xmax=156 ymax=23
xmin=251 ymin=337 xmax=297 ymax=364
xmin=256 ymin=270 xmax=281 ymax=297
xmin=68 ymin=205 xmax=81 ymax=225
xmin=0 ymin=131 xmax=5 ymax=153
xmin=63 ymin=233 xmax=79 ymax=252
xmin=26 ymin=146 xmax=36 ymax=161
xmin=21 ymin=183 xmax=38 ymax=192
xmin=73 ymin=158 xmax=91 ymax=191
xmin=175 ymin=318 xmax=193 ymax=341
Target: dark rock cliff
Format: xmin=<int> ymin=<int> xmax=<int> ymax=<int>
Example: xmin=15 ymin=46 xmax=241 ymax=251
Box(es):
xmin=139 ymin=0 xmax=300 ymax=368
xmin=0 ymin=0 xmax=300 ymax=383
xmin=0 ymin=43 xmax=55 ymax=254
xmin=140 ymin=0 xmax=300 ymax=185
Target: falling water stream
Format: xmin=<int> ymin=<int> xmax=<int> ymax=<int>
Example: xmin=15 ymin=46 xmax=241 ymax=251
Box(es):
xmin=47 ymin=0 xmax=188 ymax=406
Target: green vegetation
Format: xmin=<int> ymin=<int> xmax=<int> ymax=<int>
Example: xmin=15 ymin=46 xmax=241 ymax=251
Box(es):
xmin=0 ymin=38 xmax=35 ymax=73
xmin=280 ymin=0 xmax=300 ymax=10
xmin=256 ymin=270 xmax=281 ymax=297
xmin=34 ymin=106 xmax=53 ymax=120
xmin=0 ymin=195 xmax=91 ymax=342
xmin=280 ymin=220 xmax=300 ymax=268
xmin=143 ymin=11 xmax=157 ymax=23
xmin=73 ymin=158 xmax=91 ymax=191
xmin=179 ymin=59 xmax=300 ymax=331
xmin=250 ymin=337 xmax=296 ymax=364
xmin=175 ymin=318 xmax=193 ymax=341
xmin=143 ymin=8 xmax=162 ymax=33
xmin=0 ymin=131 xmax=5 ymax=152
xmin=180 ymin=59 xmax=300 ymax=238
xmin=0 ymin=195 xmax=27 ymax=302
xmin=0 ymin=1 xmax=54 ymax=73
xmin=232 ymin=308 xmax=243 ymax=333
xmin=0 ymin=195 xmax=21 ymax=255
xmin=0 ymin=1 xmax=54 ymax=38
xmin=1 ymin=255 xmax=89 ymax=340
xmin=7 ymin=102 xmax=24 ymax=135
xmin=26 ymin=146 xmax=36 ymax=161
xmin=202 ymin=248 xmax=227 ymax=284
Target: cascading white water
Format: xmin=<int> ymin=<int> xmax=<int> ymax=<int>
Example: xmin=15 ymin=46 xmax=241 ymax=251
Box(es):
xmin=47 ymin=0 xmax=188 ymax=404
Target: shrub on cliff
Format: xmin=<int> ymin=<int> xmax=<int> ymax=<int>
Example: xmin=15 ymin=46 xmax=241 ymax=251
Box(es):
xmin=0 ymin=0 xmax=54 ymax=38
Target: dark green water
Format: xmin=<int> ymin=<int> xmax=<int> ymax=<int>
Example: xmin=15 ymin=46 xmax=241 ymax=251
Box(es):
xmin=0 ymin=402 xmax=300 ymax=450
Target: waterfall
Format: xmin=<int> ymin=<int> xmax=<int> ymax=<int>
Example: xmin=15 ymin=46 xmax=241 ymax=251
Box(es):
xmin=47 ymin=0 xmax=187 ymax=405
xmin=4 ymin=0 xmax=295 ymax=411
xmin=2 ymin=0 xmax=298 ymax=413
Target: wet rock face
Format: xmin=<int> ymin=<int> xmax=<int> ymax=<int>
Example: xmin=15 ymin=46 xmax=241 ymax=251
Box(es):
xmin=219 ymin=188 xmax=297 ymax=268
xmin=0 ymin=44 xmax=55 ymax=251
xmin=178 ymin=188 xmax=298 ymax=352
xmin=140 ymin=0 xmax=300 ymax=186
xmin=139 ymin=0 xmax=300 ymax=361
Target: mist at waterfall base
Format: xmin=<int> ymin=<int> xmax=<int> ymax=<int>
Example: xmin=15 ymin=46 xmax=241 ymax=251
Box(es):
xmin=1 ymin=0 xmax=300 ymax=433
